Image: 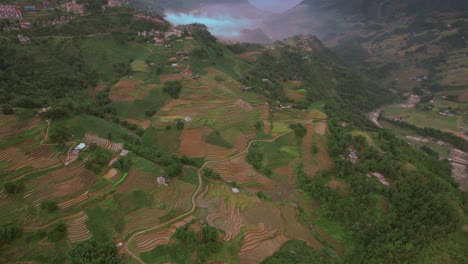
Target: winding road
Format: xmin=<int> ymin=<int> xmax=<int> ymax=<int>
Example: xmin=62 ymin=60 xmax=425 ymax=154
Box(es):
xmin=123 ymin=117 xmax=325 ymax=263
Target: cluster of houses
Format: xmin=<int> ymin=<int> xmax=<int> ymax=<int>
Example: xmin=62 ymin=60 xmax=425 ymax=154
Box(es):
xmin=348 ymin=148 xmax=359 ymax=162
xmin=137 ymin=27 xmax=182 ymax=46
xmin=61 ymin=0 xmax=84 ymax=15
xmin=106 ymin=0 xmax=123 ymax=8
xmin=133 ymin=14 xmax=165 ymax=24
xmin=0 ymin=4 xmax=22 ymax=19
xmin=71 ymin=143 xmax=87 ymax=156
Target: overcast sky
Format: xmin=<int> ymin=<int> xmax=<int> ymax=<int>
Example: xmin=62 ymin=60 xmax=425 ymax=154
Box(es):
xmin=248 ymin=0 xmax=303 ymax=13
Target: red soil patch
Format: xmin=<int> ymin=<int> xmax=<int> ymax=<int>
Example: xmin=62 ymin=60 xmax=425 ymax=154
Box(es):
xmin=116 ymin=169 xmax=158 ymax=193
xmin=125 ymin=119 xmax=151 ymax=129
xmin=160 ymin=74 xmax=183 ymax=83
xmin=109 ymin=80 xmax=144 ymax=102
xmin=242 ymin=203 xmax=284 ymax=231
xmin=178 ymin=126 xmax=211 ymax=157
xmin=237 ymin=51 xmax=263 ymax=60
xmin=458 ymin=89 xmax=468 ymax=102
xmin=285 ymin=90 xmax=304 ymax=102
xmin=104 ymin=168 xmax=119 ymax=179
xmin=208 ymin=155 xmax=273 ymax=188
xmin=235 ymin=99 xmax=254 ymax=112
xmin=160 ymin=99 xmax=192 ymax=112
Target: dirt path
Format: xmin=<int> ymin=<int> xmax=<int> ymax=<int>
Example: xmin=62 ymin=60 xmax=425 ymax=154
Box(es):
xmin=123 ymin=117 xmax=323 ymax=263
xmin=40 ymin=119 xmax=51 ymax=145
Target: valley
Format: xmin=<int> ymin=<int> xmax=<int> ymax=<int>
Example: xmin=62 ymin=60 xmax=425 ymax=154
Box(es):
xmin=0 ymin=1 xmax=466 ymax=264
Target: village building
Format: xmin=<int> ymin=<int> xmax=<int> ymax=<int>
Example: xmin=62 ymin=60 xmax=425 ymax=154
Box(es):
xmin=70 ymin=149 xmax=80 ymax=156
xmin=20 ymin=21 xmax=32 ymax=29
xmin=154 ymin=37 xmax=164 ymax=45
xmin=157 ymin=176 xmax=168 ymax=186
xmin=348 ymin=148 xmax=359 ymax=161
xmin=0 ymin=4 xmax=22 ymax=19
xmin=119 ymin=149 xmax=129 ymax=156
xmin=133 ymin=14 xmax=165 ymax=24
xmin=75 ymin=143 xmax=87 ymax=150
xmin=168 ymin=57 xmax=178 ymax=62
xmin=61 ymin=1 xmax=84 ymax=15
xmin=107 ymin=0 xmax=123 ymax=8
xmin=17 ymin=34 xmax=30 ymax=44
xmin=367 ymin=172 xmax=390 ymax=186
xmin=231 ymin=188 xmax=240 ymax=194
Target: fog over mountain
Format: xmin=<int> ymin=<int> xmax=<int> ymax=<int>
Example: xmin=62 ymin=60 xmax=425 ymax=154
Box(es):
xmin=132 ymin=0 xmax=468 ymax=43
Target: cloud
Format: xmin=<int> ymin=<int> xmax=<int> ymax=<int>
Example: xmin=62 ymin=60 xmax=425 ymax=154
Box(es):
xmin=166 ymin=12 xmax=258 ymax=37
xmin=248 ymin=0 xmax=303 ymax=13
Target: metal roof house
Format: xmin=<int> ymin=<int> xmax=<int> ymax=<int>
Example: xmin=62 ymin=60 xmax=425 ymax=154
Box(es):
xmin=75 ymin=143 xmax=86 ymax=150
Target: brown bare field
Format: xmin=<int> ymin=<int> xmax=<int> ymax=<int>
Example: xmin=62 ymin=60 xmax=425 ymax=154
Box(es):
xmin=160 ymin=74 xmax=183 ymax=83
xmin=206 ymin=200 xmax=244 ymax=241
xmin=235 ymin=99 xmax=254 ymax=112
xmin=134 ymin=216 xmax=195 ymax=252
xmin=66 ymin=211 xmax=92 ymax=243
xmin=125 ymin=119 xmax=151 ymax=129
xmin=458 ymin=89 xmax=468 ymax=102
xmin=0 ymin=115 xmax=42 ymax=139
xmin=123 ymin=207 xmax=168 ymax=236
xmin=160 ymin=99 xmax=192 ymax=112
xmin=153 ymin=180 xmax=195 ymax=212
xmin=58 ymin=191 xmax=89 ymax=209
xmin=0 ymin=145 xmax=61 ymax=173
xmin=116 ymin=169 xmax=158 ymax=193
xmin=205 ymin=143 xmax=234 ymax=161
xmin=24 ymin=165 xmax=97 ymax=206
xmin=104 ymin=168 xmax=119 ymax=179
xmin=237 ymin=51 xmax=263 ymax=60
xmin=109 ymin=80 xmax=144 ymax=102
xmin=178 ymin=126 xmax=211 ymax=157
xmin=239 ymin=223 xmax=288 ymax=264
xmin=327 ymin=178 xmax=348 ymax=194
xmin=241 ymin=203 xmax=284 ymax=232
xmin=207 ymin=155 xmax=273 ymax=188
xmin=314 ymin=121 xmax=327 ymax=135
xmin=285 ymin=90 xmax=304 ymax=102
xmin=84 ymin=133 xmax=123 ymax=152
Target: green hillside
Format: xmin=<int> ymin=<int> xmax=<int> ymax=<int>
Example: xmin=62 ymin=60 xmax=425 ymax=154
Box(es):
xmin=0 ymin=2 xmax=466 ymax=264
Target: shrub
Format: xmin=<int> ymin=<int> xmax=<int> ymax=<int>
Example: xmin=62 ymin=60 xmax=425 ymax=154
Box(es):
xmin=41 ymin=199 xmax=58 ymax=212
xmin=163 ymin=81 xmax=182 ymax=99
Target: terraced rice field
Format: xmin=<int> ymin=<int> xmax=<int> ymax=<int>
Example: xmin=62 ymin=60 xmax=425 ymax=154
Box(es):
xmin=204 ymin=185 xmax=258 ymax=211
xmin=207 ymin=155 xmax=272 ymax=188
xmin=123 ymin=180 xmax=195 ymax=235
xmin=0 ymin=115 xmax=42 ymax=139
xmin=24 ymin=165 xmax=97 ymax=206
xmin=123 ymin=207 xmax=169 ymax=236
xmin=206 ymin=200 xmax=244 ymax=241
xmin=153 ymin=180 xmax=195 ymax=212
xmin=134 ymin=216 xmax=195 ymax=252
xmin=239 ymin=224 xmax=288 ymax=264
xmin=84 ymin=133 xmax=124 ymax=152
xmin=58 ymin=191 xmax=89 ymax=209
xmin=0 ymin=145 xmax=60 ymax=173
xmin=117 ymin=169 xmax=158 ymax=193
xmin=66 ymin=211 xmax=92 ymax=243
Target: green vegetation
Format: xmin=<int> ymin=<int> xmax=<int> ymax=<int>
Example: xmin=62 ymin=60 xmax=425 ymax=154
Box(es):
xmin=206 ymin=130 xmax=233 ymax=148
xmin=0 ymin=224 xmax=22 ymax=243
xmin=67 ymin=240 xmax=120 ymax=264
xmin=113 ymin=172 xmax=129 ymax=187
xmin=47 ymin=222 xmax=67 ymax=242
xmin=3 ymin=181 xmax=25 ymax=195
xmin=40 ymin=199 xmax=58 ymax=213
xmin=163 ymin=81 xmax=183 ymax=99
xmin=202 ymin=167 xmax=221 ymax=180
xmin=263 ymin=240 xmax=341 ymax=264
xmin=85 ymin=147 xmax=113 ymax=174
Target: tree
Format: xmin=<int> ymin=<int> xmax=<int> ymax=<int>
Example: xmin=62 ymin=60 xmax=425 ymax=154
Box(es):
xmin=0 ymin=224 xmax=22 ymax=243
xmin=50 ymin=126 xmax=71 ymax=143
xmin=113 ymin=156 xmax=132 ymax=172
xmin=41 ymin=199 xmax=58 ymax=212
xmin=67 ymin=240 xmax=120 ymax=264
xmin=1 ymin=104 xmax=14 ymax=115
xmin=3 ymin=181 xmax=24 ymax=194
xmin=47 ymin=222 xmax=67 ymax=242
xmin=163 ymin=81 xmax=182 ymax=99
